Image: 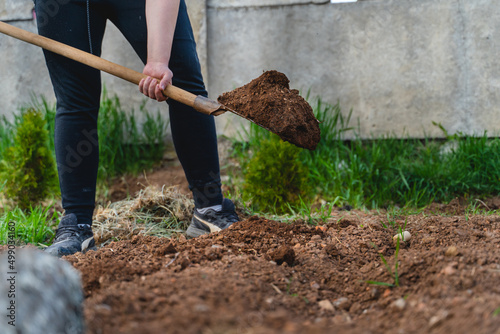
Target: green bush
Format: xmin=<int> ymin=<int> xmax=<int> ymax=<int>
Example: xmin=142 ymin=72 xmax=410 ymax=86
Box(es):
xmin=233 ymin=97 xmax=500 ymax=213
xmin=242 ymin=135 xmax=311 ymax=214
xmin=0 ymin=108 xmax=58 ymax=209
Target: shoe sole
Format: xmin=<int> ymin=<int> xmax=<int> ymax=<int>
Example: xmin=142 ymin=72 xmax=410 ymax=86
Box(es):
xmin=44 ymin=238 xmax=97 ymax=257
xmin=186 ymin=224 xmax=209 ymax=239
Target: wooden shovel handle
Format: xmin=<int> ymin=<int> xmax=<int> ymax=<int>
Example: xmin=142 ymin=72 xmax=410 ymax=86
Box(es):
xmin=0 ymin=21 xmax=226 ymax=116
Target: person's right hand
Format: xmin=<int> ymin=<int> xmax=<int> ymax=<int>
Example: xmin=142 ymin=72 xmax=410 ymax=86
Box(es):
xmin=139 ymin=61 xmax=173 ymax=102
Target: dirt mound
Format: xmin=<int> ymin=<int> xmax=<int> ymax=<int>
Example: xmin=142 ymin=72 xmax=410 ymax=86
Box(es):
xmin=63 ymin=213 xmax=500 ymax=333
xmin=218 ymin=71 xmax=321 ymax=150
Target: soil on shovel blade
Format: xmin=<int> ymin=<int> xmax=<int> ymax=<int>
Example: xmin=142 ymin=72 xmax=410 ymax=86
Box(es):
xmin=63 ymin=208 xmax=500 ymax=334
xmin=218 ymin=70 xmax=321 ymax=150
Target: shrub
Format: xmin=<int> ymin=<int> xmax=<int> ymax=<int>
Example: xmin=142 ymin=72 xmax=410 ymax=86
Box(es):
xmin=242 ymin=135 xmax=311 ymax=214
xmin=0 ymin=108 xmax=58 ymax=209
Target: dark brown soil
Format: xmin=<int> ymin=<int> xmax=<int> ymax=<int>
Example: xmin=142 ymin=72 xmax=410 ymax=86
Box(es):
xmin=106 ymin=163 xmax=190 ymax=203
xmin=218 ymin=71 xmax=321 ymax=151
xmin=64 ymin=210 xmax=500 ymax=334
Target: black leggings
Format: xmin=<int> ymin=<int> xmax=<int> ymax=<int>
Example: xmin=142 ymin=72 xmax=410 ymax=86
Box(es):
xmin=35 ymin=0 xmax=222 ymax=224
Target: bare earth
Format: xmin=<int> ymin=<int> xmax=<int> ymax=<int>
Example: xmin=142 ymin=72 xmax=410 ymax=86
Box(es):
xmin=66 ymin=183 xmax=500 ymax=333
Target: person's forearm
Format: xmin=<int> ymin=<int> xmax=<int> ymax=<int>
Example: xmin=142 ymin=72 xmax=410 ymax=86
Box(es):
xmin=145 ymin=0 xmax=180 ymax=64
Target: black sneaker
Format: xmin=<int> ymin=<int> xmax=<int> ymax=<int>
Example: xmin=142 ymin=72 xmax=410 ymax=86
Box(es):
xmin=44 ymin=214 xmax=96 ymax=257
xmin=186 ymin=198 xmax=240 ymax=238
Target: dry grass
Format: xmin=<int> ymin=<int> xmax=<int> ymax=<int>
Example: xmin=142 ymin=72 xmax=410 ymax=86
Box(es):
xmin=92 ymin=186 xmax=194 ymax=245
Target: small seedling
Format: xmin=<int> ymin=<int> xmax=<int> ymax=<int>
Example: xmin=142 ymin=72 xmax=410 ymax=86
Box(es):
xmin=493 ymin=307 xmax=500 ymax=317
xmin=366 ymin=238 xmax=401 ymax=287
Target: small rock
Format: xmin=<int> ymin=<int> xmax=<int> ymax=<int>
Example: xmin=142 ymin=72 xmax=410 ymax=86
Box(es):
xmin=441 ymin=262 xmax=458 ymax=275
xmin=311 ymin=235 xmax=322 ymax=242
xmin=94 ymin=304 xmax=112 ymax=312
xmin=349 ymin=302 xmax=363 ymax=313
xmin=153 ymin=242 xmax=177 ymax=256
xmin=429 ymin=310 xmax=449 ymax=328
xmin=194 ymin=304 xmax=209 ymax=312
xmin=382 ymin=289 xmax=392 ymax=298
xmin=393 ymin=231 xmax=411 ymax=243
xmin=370 ymin=288 xmax=381 ymax=299
xmin=422 ymin=236 xmax=435 ymax=244
xmin=445 ymin=246 xmax=459 ymax=257
xmin=318 ymin=299 xmax=334 ymax=311
xmin=391 ymin=298 xmax=406 ymax=311
xmin=333 ymin=297 xmax=351 ymax=311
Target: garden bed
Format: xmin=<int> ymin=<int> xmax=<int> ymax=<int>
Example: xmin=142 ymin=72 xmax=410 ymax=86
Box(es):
xmin=65 ymin=201 xmax=500 ymax=333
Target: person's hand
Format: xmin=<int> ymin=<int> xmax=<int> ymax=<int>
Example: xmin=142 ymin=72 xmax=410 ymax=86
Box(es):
xmin=139 ymin=62 xmax=173 ymax=102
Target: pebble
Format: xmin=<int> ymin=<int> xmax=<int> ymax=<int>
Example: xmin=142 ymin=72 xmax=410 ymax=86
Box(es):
xmin=318 ymin=299 xmax=334 ymax=311
xmin=429 ymin=310 xmax=449 ymax=328
xmin=194 ymin=304 xmax=209 ymax=312
xmin=442 ymin=262 xmax=458 ymax=275
xmin=393 ymin=231 xmax=411 ymax=243
xmin=333 ymin=297 xmax=351 ymax=311
xmin=391 ymin=298 xmax=406 ymax=311
xmin=311 ymin=235 xmax=322 ymax=242
xmin=445 ymin=246 xmax=459 ymax=257
xmin=370 ymin=288 xmax=381 ymax=299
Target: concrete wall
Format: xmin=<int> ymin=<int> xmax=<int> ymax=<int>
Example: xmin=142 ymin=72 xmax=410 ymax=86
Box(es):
xmin=207 ymin=0 xmax=500 ymax=138
xmin=2 ymin=0 xmax=500 ymax=139
xmin=0 ymin=0 xmax=206 ymax=133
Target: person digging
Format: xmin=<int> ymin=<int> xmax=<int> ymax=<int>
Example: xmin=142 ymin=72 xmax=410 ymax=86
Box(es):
xmin=38 ymin=0 xmax=239 ymax=257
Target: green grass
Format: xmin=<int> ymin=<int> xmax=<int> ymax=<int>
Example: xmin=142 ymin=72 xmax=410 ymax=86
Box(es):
xmin=0 ymin=116 xmax=14 ymax=160
xmin=0 ymin=205 xmax=59 ymax=245
xmin=0 ymin=92 xmax=169 ymax=245
xmin=230 ymin=97 xmax=500 ymax=214
xmin=97 ymin=90 xmax=168 ymax=180
xmin=493 ymin=307 xmax=500 ymax=317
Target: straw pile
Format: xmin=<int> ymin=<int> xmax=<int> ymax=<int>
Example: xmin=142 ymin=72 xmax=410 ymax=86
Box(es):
xmin=92 ymin=186 xmax=194 ymax=245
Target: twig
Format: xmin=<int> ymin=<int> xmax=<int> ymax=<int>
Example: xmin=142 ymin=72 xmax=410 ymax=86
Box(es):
xmin=165 ymin=252 xmax=179 ymax=268
xmin=270 ymin=283 xmax=283 ymax=294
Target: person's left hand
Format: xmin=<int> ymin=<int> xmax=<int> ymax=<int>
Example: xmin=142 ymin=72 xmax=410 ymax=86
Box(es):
xmin=139 ymin=62 xmax=173 ymax=102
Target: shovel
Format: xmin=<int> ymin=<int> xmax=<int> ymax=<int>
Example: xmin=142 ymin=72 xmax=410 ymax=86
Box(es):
xmin=0 ymin=21 xmax=320 ymax=150
xmin=0 ymin=21 xmax=233 ymax=116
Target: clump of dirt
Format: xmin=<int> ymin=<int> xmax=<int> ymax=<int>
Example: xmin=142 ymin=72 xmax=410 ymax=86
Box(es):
xmin=268 ymin=245 xmax=296 ymax=266
xmin=218 ymin=70 xmax=321 ymax=150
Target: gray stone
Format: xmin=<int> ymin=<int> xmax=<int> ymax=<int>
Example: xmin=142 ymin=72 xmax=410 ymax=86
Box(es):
xmin=0 ymin=248 xmax=84 ymax=334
